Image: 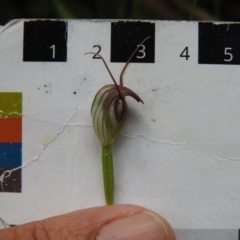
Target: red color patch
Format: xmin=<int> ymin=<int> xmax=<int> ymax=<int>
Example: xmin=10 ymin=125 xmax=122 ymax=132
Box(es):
xmin=0 ymin=118 xmax=22 ymax=143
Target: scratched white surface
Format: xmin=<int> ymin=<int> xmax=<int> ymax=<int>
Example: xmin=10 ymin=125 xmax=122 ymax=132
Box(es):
xmin=1 ymin=20 xmax=240 ymax=229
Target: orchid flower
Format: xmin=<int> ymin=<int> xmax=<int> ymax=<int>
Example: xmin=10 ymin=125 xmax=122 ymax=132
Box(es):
xmin=86 ymin=36 xmax=152 ymax=204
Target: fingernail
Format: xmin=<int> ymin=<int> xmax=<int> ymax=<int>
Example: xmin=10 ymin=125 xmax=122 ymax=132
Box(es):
xmin=96 ymin=211 xmax=175 ymax=240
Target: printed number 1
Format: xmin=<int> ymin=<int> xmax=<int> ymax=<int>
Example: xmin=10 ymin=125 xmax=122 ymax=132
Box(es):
xmin=50 ymin=45 xmax=55 ymax=59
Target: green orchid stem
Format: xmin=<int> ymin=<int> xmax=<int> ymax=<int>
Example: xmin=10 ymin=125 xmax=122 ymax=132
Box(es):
xmin=102 ymin=144 xmax=114 ymax=205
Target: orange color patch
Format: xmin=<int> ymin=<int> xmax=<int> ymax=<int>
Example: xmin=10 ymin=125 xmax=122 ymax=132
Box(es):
xmin=0 ymin=118 xmax=22 ymax=143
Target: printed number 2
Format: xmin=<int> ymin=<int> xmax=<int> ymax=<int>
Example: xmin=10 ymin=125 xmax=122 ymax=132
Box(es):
xmin=50 ymin=45 xmax=55 ymax=59
xmin=93 ymin=45 xmax=101 ymax=59
xmin=180 ymin=47 xmax=190 ymax=60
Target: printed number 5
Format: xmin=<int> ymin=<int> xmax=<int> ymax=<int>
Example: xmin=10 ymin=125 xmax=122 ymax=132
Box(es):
xmin=224 ymin=47 xmax=233 ymax=62
xmin=136 ymin=44 xmax=146 ymax=59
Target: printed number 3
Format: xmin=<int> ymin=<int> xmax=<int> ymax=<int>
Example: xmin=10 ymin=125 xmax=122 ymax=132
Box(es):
xmin=136 ymin=44 xmax=146 ymax=59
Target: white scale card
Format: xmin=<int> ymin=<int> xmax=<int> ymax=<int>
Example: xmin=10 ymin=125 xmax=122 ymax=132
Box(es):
xmin=0 ymin=19 xmax=240 ymax=239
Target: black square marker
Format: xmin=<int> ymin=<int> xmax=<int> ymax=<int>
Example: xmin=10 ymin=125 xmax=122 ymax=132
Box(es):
xmin=0 ymin=168 xmax=21 ymax=192
xmin=111 ymin=21 xmax=155 ymax=63
xmin=199 ymin=22 xmax=240 ymax=64
xmin=23 ymin=20 xmax=67 ymax=62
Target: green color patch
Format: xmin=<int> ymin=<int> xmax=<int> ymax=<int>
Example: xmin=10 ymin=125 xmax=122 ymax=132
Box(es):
xmin=0 ymin=93 xmax=22 ymax=118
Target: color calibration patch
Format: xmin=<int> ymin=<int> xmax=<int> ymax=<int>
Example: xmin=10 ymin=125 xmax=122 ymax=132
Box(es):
xmin=0 ymin=93 xmax=22 ymax=192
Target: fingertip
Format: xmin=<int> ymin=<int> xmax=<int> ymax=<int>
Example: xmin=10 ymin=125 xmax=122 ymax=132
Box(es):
xmin=96 ymin=206 xmax=175 ymax=240
xmin=0 ymin=204 xmax=175 ymax=240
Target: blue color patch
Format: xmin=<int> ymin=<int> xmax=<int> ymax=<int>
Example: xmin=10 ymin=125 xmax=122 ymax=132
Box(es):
xmin=0 ymin=143 xmax=22 ymax=168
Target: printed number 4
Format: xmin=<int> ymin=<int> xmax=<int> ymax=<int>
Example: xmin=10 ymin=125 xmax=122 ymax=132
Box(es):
xmin=180 ymin=47 xmax=190 ymax=60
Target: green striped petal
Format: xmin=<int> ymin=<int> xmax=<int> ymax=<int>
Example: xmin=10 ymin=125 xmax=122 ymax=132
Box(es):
xmin=91 ymin=84 xmax=143 ymax=146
